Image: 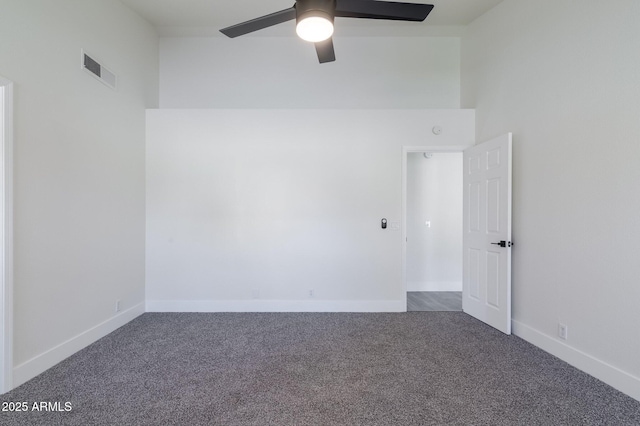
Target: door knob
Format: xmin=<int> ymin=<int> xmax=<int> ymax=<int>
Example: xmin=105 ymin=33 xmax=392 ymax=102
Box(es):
xmin=491 ymin=241 xmax=512 ymax=247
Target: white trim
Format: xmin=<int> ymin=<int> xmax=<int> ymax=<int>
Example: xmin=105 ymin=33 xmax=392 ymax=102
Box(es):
xmin=512 ymin=319 xmax=640 ymax=402
xmin=401 ymin=145 xmax=471 ymax=312
xmin=406 ymin=281 xmax=462 ymax=292
xmin=0 ymin=77 xmax=14 ymax=394
xmin=12 ymin=303 xmax=145 ymax=389
xmin=146 ymin=299 xmax=405 ymax=313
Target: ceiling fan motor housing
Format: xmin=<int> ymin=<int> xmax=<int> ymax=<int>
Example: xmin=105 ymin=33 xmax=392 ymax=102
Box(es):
xmin=295 ymin=0 xmax=337 ymax=25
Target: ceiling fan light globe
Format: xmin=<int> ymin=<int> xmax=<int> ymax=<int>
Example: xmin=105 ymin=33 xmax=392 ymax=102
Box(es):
xmin=296 ymin=16 xmax=334 ymax=42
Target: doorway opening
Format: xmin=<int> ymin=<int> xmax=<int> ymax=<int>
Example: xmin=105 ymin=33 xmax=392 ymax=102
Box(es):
xmin=402 ymin=147 xmax=465 ymax=312
xmin=0 ymin=76 xmax=14 ymax=393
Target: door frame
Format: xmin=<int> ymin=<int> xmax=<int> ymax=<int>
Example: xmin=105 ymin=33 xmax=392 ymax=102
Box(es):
xmin=401 ymin=145 xmax=470 ymax=311
xmin=0 ymin=76 xmax=14 ymax=394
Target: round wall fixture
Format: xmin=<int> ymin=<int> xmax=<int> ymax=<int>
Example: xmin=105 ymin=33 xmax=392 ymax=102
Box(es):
xmin=432 ymin=126 xmax=442 ymax=135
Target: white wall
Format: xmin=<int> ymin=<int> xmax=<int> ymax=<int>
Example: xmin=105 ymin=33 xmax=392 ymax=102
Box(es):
xmin=406 ymin=152 xmax=462 ymax=291
xmin=0 ymin=0 xmax=158 ymax=387
xmin=159 ymin=36 xmax=461 ymax=108
xmin=146 ymin=109 xmax=474 ymax=311
xmin=462 ymin=0 xmax=640 ymax=400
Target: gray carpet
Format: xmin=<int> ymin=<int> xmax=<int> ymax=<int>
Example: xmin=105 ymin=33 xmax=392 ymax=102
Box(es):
xmin=1 ymin=313 xmax=639 ymax=425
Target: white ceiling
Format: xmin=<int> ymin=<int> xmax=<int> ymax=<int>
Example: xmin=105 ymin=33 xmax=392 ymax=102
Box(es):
xmin=120 ymin=0 xmax=504 ymax=36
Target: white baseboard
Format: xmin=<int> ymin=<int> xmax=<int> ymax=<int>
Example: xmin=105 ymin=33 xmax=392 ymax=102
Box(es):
xmin=12 ymin=303 xmax=145 ymax=389
xmin=512 ymin=319 xmax=640 ymax=402
xmin=146 ymin=299 xmax=405 ymax=313
xmin=407 ymin=281 xmax=462 ymax=292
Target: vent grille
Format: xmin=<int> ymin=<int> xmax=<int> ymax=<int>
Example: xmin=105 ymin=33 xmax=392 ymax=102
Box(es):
xmin=82 ymin=50 xmax=116 ymax=90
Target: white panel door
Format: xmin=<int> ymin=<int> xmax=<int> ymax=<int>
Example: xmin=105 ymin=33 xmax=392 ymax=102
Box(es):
xmin=463 ymin=133 xmax=512 ymax=334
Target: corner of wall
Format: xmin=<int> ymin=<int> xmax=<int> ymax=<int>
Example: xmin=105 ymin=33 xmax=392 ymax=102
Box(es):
xmin=12 ymin=304 xmax=145 ymax=389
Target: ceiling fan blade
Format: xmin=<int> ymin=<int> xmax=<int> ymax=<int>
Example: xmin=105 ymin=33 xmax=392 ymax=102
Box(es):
xmin=315 ymin=38 xmax=336 ymax=63
xmin=220 ymin=7 xmax=297 ymax=38
xmin=335 ymin=0 xmax=433 ymax=21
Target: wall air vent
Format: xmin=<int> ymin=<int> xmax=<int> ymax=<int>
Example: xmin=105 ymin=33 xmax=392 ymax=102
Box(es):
xmin=81 ymin=50 xmax=117 ymax=90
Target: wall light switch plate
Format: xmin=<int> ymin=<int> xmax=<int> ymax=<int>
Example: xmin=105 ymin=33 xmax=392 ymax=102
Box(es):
xmin=390 ymin=222 xmax=400 ymax=230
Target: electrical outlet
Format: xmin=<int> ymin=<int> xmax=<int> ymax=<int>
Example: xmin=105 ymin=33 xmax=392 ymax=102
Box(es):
xmin=251 ymin=288 xmax=260 ymax=299
xmin=115 ymin=300 xmax=121 ymax=313
xmin=309 ymin=289 xmax=314 ymax=298
xmin=558 ymin=323 xmax=568 ymax=340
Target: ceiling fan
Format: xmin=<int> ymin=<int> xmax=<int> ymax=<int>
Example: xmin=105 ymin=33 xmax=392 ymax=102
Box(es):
xmin=220 ymin=0 xmax=434 ymax=63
